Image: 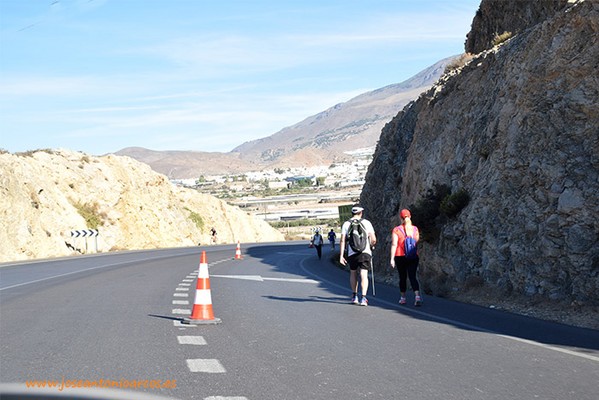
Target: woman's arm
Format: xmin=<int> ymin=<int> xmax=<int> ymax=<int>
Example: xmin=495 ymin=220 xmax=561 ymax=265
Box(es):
xmin=390 ymin=230 xmax=398 ymax=268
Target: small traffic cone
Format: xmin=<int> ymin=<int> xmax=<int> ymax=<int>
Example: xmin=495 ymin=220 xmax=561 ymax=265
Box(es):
xmin=234 ymin=241 xmax=242 ymax=260
xmin=183 ymin=251 xmax=221 ymax=325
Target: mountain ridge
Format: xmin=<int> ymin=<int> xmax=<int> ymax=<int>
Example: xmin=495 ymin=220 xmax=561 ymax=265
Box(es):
xmin=117 ymin=56 xmax=458 ymax=178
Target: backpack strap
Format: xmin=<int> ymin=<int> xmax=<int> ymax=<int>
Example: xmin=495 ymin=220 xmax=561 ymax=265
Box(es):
xmin=399 ymin=225 xmax=416 ymax=238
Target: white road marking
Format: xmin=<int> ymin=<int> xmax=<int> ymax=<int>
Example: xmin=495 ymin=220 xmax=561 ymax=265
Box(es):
xmin=179 ymin=283 xmax=191 ymax=286
xmin=174 ymin=320 xmax=195 ymax=327
xmin=186 ymin=359 xmax=226 ymax=373
xmin=182 ymin=279 xmax=194 ymax=282
xmin=175 ymin=287 xmax=189 ymax=291
xmin=172 ymin=309 xmax=191 ymax=315
xmin=0 ymin=253 xmax=200 ymax=290
xmin=172 ymin=300 xmax=189 ymax=305
xmin=263 ymin=277 xmax=319 ymax=284
xmin=298 ymin=257 xmax=599 ymax=363
xmin=177 ymin=336 xmax=207 ymax=345
xmin=210 ymin=274 xmax=319 ymax=284
xmin=204 ymin=397 xmax=248 ymax=400
xmin=211 ymin=274 xmax=263 ymax=281
xmin=173 ymin=293 xmax=189 ymax=297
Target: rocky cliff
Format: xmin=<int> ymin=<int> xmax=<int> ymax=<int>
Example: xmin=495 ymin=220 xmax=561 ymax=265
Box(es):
xmin=362 ymin=1 xmax=598 ymax=309
xmin=0 ymin=150 xmax=284 ymax=262
xmin=465 ymin=0 xmax=569 ymax=54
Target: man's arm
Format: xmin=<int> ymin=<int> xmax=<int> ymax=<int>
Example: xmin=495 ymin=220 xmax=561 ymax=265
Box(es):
xmin=339 ymin=232 xmax=347 ymax=265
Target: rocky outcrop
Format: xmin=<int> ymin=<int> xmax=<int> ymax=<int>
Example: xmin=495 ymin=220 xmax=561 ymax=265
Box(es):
xmin=465 ymin=0 xmax=569 ymax=54
xmin=0 ymin=150 xmax=284 ymax=262
xmin=362 ymin=1 xmax=598 ymax=305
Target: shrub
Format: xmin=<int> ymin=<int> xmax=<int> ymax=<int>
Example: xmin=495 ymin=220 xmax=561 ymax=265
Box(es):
xmin=185 ymin=207 xmax=204 ymax=230
xmin=444 ymin=53 xmax=474 ymax=74
xmin=440 ymin=188 xmax=470 ymax=218
xmin=409 ymin=184 xmax=470 ymax=243
xmin=74 ymin=201 xmax=104 ymax=229
xmin=410 ymin=183 xmax=451 ymax=242
xmin=17 ymin=149 xmax=54 ymax=157
xmin=493 ymin=31 xmax=513 ymax=47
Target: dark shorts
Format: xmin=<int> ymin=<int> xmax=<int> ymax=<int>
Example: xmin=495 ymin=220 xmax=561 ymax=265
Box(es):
xmin=348 ymin=253 xmax=372 ymax=271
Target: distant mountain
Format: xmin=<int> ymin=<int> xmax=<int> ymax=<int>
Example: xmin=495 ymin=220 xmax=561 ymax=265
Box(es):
xmin=114 ymin=147 xmax=257 ymax=179
xmin=117 ymin=55 xmax=458 ymax=178
xmin=232 ymin=55 xmax=457 ymax=165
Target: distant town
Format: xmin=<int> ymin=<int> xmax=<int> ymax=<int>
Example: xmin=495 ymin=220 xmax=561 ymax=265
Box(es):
xmin=172 ymin=147 xmax=374 ymax=223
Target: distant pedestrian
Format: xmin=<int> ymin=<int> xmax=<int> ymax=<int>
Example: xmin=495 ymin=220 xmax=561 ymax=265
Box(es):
xmin=327 ymin=229 xmax=337 ymax=250
xmin=390 ymin=209 xmax=422 ymax=306
xmin=210 ymin=227 xmax=217 ymax=245
xmin=312 ymin=229 xmax=324 ymax=259
xmin=339 ymin=205 xmax=377 ymax=306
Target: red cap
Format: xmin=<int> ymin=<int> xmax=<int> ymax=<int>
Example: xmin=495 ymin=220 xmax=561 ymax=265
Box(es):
xmin=400 ymin=209 xmax=411 ymax=219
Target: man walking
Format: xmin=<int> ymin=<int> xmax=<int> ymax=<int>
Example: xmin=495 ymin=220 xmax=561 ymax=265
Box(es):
xmin=312 ymin=229 xmax=324 ymax=260
xmin=339 ymin=205 xmax=377 ymax=306
xmin=328 ymin=229 xmax=337 ymax=250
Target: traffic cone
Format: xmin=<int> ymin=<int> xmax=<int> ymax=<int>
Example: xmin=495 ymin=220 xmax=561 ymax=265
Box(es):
xmin=183 ymin=251 xmax=221 ymax=325
xmin=234 ymin=241 xmax=242 ymax=260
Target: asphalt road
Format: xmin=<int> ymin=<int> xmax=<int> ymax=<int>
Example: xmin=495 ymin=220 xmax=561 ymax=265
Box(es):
xmin=1 ymin=242 xmax=598 ymax=400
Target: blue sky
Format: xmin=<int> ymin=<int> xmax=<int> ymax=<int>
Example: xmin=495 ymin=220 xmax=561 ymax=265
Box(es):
xmin=0 ymin=0 xmax=480 ymax=155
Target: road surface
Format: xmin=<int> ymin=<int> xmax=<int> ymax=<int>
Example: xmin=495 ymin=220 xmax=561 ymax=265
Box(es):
xmin=1 ymin=242 xmax=598 ymax=400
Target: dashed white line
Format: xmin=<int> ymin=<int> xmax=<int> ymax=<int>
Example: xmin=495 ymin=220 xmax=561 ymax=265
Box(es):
xmin=173 ymin=293 xmax=189 ymax=297
xmin=174 ymin=320 xmax=195 ymax=327
xmin=175 ymin=287 xmax=189 ymax=291
xmin=172 ymin=309 xmax=191 ymax=315
xmin=172 ymin=300 xmax=189 ymax=305
xmin=177 ymin=336 xmax=207 ymax=345
xmin=186 ymin=359 xmax=226 ymax=373
xmin=204 ymin=397 xmax=248 ymax=400
xmin=179 ymin=283 xmax=191 ymax=287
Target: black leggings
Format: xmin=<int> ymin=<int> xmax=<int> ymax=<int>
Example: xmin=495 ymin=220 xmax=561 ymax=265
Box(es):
xmin=395 ymin=256 xmax=420 ymax=292
xmin=315 ymin=244 xmax=322 ymax=259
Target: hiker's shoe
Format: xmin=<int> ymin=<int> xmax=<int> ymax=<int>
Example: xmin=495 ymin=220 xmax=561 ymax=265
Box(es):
xmin=351 ymin=295 xmax=359 ymax=305
xmin=360 ymin=297 xmax=368 ymax=306
xmin=415 ymin=296 xmax=423 ymax=306
xmin=399 ymin=297 xmax=407 ymax=305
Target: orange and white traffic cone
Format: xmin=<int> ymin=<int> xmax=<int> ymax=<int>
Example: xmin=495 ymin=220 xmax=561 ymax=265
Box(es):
xmin=183 ymin=251 xmax=221 ymax=325
xmin=234 ymin=241 xmax=242 ymax=260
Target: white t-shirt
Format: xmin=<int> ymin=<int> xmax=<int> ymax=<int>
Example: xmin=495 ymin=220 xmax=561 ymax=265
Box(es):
xmin=341 ymin=217 xmax=375 ymax=257
xmin=313 ymin=233 xmax=323 ymax=246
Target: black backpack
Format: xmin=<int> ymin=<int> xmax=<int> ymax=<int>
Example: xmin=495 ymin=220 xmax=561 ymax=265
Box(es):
xmin=347 ymin=219 xmax=368 ymax=253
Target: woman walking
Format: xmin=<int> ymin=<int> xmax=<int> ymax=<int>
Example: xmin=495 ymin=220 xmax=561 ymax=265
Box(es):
xmin=390 ymin=209 xmax=422 ymax=306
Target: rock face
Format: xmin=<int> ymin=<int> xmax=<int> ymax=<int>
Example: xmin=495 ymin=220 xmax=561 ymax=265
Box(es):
xmin=0 ymin=150 xmax=284 ymax=262
xmin=362 ymin=1 xmax=598 ymax=305
xmin=465 ymin=0 xmax=569 ymax=54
